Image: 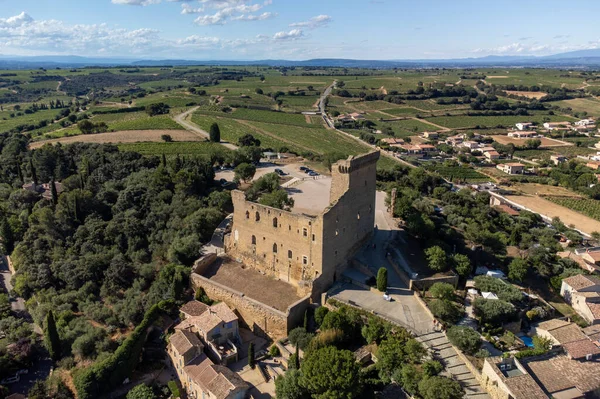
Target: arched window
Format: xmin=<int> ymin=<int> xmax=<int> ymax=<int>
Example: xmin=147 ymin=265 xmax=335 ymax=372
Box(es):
xmin=245 ymin=211 xmax=250 ymax=219
xmin=255 ymin=211 xmax=260 ymax=222
xmin=288 ymin=250 xmax=293 ymax=259
xmin=273 ymin=217 xmax=278 ymax=228
xmin=251 ymin=235 xmax=256 ymax=245
xmin=273 ymin=243 xmax=278 ymax=253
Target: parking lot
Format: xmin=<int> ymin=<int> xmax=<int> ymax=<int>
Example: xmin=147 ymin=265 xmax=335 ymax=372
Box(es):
xmin=216 ymin=163 xmax=333 ymax=216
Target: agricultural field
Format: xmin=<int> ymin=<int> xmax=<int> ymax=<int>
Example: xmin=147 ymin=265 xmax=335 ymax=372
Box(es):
xmin=29 ymin=129 xmax=202 ymax=148
xmin=549 ymin=98 xmax=600 ymax=115
xmin=545 ymin=196 xmax=600 ymax=222
xmin=424 ymin=165 xmax=489 ymax=183
xmin=491 ymin=135 xmax=571 ymax=148
xmin=118 ymin=141 xmax=231 ymax=159
xmin=427 ymin=114 xmax=576 ymax=130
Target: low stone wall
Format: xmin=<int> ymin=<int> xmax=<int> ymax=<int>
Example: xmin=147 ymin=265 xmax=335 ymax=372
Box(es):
xmin=193 ymin=253 xmax=218 ymax=275
xmin=286 ymin=295 xmax=311 ymax=331
xmin=409 ymin=273 xmax=459 ymax=291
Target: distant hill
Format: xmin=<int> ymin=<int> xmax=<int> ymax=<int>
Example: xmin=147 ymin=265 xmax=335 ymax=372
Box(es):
xmin=2 ymin=49 xmax=600 ymax=69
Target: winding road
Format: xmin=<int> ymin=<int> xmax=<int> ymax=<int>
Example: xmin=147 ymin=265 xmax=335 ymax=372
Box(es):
xmin=173 ymin=106 xmax=239 ymax=150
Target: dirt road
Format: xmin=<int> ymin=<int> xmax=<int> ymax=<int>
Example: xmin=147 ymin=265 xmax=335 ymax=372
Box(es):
xmin=173 ymin=107 xmax=239 ymax=150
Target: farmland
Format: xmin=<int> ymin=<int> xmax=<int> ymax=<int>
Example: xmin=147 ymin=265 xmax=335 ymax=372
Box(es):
xmin=118 ymin=141 xmax=231 ymax=158
xmin=545 ymin=196 xmax=600 ymax=222
xmin=29 ymin=129 xmax=203 ymax=148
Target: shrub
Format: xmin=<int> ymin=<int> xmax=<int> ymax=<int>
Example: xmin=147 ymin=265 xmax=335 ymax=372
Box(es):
xmin=425 ymin=246 xmax=448 ymax=272
xmin=308 ymin=329 xmax=344 ymax=351
xmin=429 ymin=282 xmax=455 ymax=301
xmin=429 ymin=299 xmax=462 ymax=324
xmin=269 ymin=345 xmax=281 ymax=357
xmin=314 ymin=306 xmax=329 ymax=327
xmin=473 ymin=276 xmax=523 ymax=303
xmin=167 ymin=381 xmax=180 ymax=398
xmin=447 ymin=326 xmax=482 ymax=355
xmin=473 ymin=298 xmax=516 ymax=325
xmin=161 ymin=134 xmax=173 ymax=143
xmin=376 ymin=267 xmax=388 ymax=292
xmin=288 ymin=327 xmax=313 ymax=350
xmin=422 ymin=360 xmax=443 ymax=377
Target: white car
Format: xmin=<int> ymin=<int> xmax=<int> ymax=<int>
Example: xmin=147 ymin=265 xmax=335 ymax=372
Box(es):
xmin=383 ymin=292 xmax=391 ymax=302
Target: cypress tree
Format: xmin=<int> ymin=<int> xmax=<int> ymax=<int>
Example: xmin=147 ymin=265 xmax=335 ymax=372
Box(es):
xmin=209 ymin=123 xmax=221 ymax=143
xmin=294 ymin=344 xmax=300 ymax=369
xmin=0 ymin=217 xmax=14 ymax=254
xmin=50 ymin=178 xmax=58 ymax=205
xmin=248 ymin=342 xmax=255 ymax=369
xmin=16 ymin=160 xmax=23 ymax=184
xmin=44 ymin=310 xmax=61 ymax=361
xmin=162 ymin=153 xmax=167 ymax=168
xmin=377 ymin=267 xmax=388 ymax=292
xmin=29 ymin=159 xmax=38 ymax=185
xmin=303 ymin=309 xmax=309 ymax=331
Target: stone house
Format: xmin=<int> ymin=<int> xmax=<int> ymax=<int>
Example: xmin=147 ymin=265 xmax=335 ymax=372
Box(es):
xmin=560 ymin=274 xmax=600 ymax=325
xmin=496 ymin=163 xmax=525 ymax=175
xmin=484 ymin=150 xmax=500 ymax=161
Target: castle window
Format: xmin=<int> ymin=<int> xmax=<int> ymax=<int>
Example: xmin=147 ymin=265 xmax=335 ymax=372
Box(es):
xmin=255 ymin=211 xmax=260 ymax=222
xmin=303 ymin=228 xmax=308 ymax=237
xmin=289 ymin=225 xmax=291 ymax=231
xmin=288 ymin=250 xmax=293 ymax=259
xmin=245 ymin=211 xmax=250 ymax=219
xmin=273 ymin=217 xmax=278 ymax=228
xmin=312 ymin=234 xmax=315 ymax=241
xmin=302 ymin=256 xmax=308 ymax=265
xmin=251 ymin=235 xmax=256 ymax=245
xmin=273 ymin=243 xmax=278 ymax=253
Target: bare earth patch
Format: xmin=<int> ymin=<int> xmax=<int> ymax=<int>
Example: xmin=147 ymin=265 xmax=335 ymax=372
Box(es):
xmin=487 ymin=76 xmax=509 ymax=78
xmin=506 ymin=183 xmax=583 ymax=197
xmin=505 ymin=90 xmax=547 ymax=99
xmin=491 ymin=135 xmax=572 ymax=148
xmin=30 ymin=129 xmax=203 ymax=148
xmin=505 ymin=194 xmax=600 ymax=235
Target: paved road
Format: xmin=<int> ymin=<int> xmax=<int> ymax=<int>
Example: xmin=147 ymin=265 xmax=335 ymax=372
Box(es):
xmin=318 ymin=81 xmax=336 ymax=128
xmin=330 ymin=192 xmax=490 ymax=399
xmin=0 ymin=256 xmax=25 ymax=312
xmin=173 ymin=107 xmax=239 ymax=150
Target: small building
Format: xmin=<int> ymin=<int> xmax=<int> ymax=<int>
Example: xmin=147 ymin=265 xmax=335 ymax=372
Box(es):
xmin=422 ymin=131 xmax=439 ymax=139
xmin=481 ymin=357 xmax=547 ymax=399
xmin=544 ymin=121 xmax=572 ymax=131
xmin=380 ymin=138 xmax=405 ymax=146
xmin=550 ymin=154 xmax=567 ymax=165
xmin=587 ymin=161 xmax=600 ymax=170
xmin=575 ymin=119 xmax=596 ymax=127
xmin=484 ymin=150 xmax=500 ymax=161
xmin=496 ymin=163 xmax=525 ymax=175
xmin=461 ymin=141 xmax=481 ymax=150
xmin=446 ymin=134 xmax=465 ymax=147
xmin=515 ymin=122 xmax=534 ymax=131
xmin=560 ymin=274 xmax=600 ymax=325
xmin=508 ymin=131 xmax=536 ymax=139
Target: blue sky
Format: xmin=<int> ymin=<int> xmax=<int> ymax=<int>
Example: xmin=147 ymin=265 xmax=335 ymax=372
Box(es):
xmin=0 ymin=0 xmax=599 ymax=60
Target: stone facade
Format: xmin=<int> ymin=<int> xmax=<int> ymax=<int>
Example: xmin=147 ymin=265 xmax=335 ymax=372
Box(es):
xmin=226 ymin=151 xmax=380 ymax=299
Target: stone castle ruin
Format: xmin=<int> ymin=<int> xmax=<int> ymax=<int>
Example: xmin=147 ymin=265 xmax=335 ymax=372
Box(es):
xmin=191 ymin=151 xmax=380 ymax=338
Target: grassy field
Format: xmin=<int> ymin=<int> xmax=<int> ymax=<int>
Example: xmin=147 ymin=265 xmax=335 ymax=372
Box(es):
xmin=425 ymin=165 xmax=489 ymax=183
xmin=545 ymin=196 xmax=600 ymax=222
xmin=550 ymin=98 xmax=600 ymax=114
xmin=118 ymin=141 xmax=231 ymax=158
xmin=426 ymin=114 xmax=575 ymax=129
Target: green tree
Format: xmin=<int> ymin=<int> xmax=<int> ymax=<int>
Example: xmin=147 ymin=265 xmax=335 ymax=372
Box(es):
xmin=508 ymin=258 xmax=529 ymax=282
xmin=238 ymin=134 xmax=261 ymax=147
xmin=473 ymin=298 xmax=516 ymax=325
xmin=50 ymin=178 xmax=59 ymax=205
xmin=429 ymin=299 xmax=462 ymax=324
xmin=361 ymin=317 xmax=388 ymax=344
xmin=45 ymin=310 xmax=61 ymax=361
xmin=376 ymin=267 xmax=388 ymax=292
xmin=429 ymin=282 xmax=455 ymax=301
xmin=248 ymin=342 xmax=256 ymax=369
xmin=288 ymin=327 xmax=313 ymax=350
xmin=126 ymin=384 xmax=156 ymax=399
xmin=300 ymin=346 xmax=362 ymax=399
xmin=418 ymin=376 xmax=464 ymax=399
xmin=452 ymin=253 xmax=472 ymax=277
xmin=377 ymin=336 xmax=407 ymax=377
xmin=209 ymin=122 xmax=221 ymax=142
xmin=0 ymin=293 xmax=10 ymax=319
xmin=145 ymin=102 xmax=170 ymax=116
xmin=314 ymin=306 xmax=329 ymax=327
xmin=425 ymin=246 xmax=447 ymax=272
xmin=234 ymin=162 xmax=256 ymax=183
xmin=275 ymin=370 xmax=308 ymax=399
xmin=446 ymin=326 xmax=481 ymax=355
xmin=394 ymin=364 xmax=422 ymax=396
xmin=404 ymin=338 xmax=427 ymax=363
xmin=422 ymin=360 xmax=443 ymax=377
xmin=258 ymin=189 xmax=294 ymax=211
xmin=161 ymin=134 xmax=173 ymax=143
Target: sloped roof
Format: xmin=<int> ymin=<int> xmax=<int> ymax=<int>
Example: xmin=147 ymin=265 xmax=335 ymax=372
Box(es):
xmin=181 ymin=300 xmax=210 ymax=317
xmin=503 ymin=374 xmax=547 ymax=399
xmin=563 ymin=274 xmax=600 ymax=291
xmin=170 ymin=330 xmax=202 ymax=357
xmin=563 ymin=339 xmax=600 ymax=360
xmin=185 ymin=354 xmax=249 ymax=399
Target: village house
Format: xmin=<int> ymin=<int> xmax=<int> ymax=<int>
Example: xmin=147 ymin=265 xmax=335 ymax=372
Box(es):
xmin=22 ymin=181 xmax=64 ymax=201
xmin=175 ymin=300 xmax=241 ymax=365
xmin=496 ymin=163 xmax=525 ymax=175
xmin=575 ymin=119 xmax=596 ymax=127
xmin=336 ymin=112 xmax=365 ymax=124
xmin=586 ymin=160 xmax=600 ymax=170
xmin=560 ymin=274 xmax=600 ymax=325
xmin=445 ymin=134 xmax=465 ymax=147
xmin=484 ymin=150 xmax=501 ymax=161
xmin=543 ymin=121 xmax=572 ymax=131
xmin=460 ymin=141 xmax=481 ymax=150
xmin=421 ymin=131 xmax=439 ymax=140
xmin=507 ymin=131 xmax=537 ymax=139
xmin=550 ymin=154 xmax=567 ymax=165
xmin=534 ymin=319 xmax=600 ymax=360
xmin=515 ymin=122 xmax=534 ymax=131
xmin=379 ymin=138 xmax=405 ymax=146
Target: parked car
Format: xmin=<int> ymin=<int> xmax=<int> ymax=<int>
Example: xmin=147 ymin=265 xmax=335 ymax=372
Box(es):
xmin=1 ymin=375 xmax=20 ymax=385
xmin=299 ymin=166 xmax=309 ymax=171
xmin=304 ymin=169 xmax=313 ymax=174
xmin=274 ymin=168 xmax=286 ymax=176
xmin=308 ymin=171 xmax=319 ymax=176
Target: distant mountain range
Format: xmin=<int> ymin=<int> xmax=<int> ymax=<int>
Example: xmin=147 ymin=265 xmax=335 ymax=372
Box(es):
xmin=2 ymin=49 xmax=600 ymax=69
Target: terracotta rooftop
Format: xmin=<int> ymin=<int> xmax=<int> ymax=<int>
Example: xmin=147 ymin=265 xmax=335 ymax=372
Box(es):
xmin=538 ymin=319 xmax=570 ymax=331
xmin=587 ymin=302 xmax=600 ymax=319
xmin=583 ymin=325 xmax=600 ymax=341
xmin=523 ymin=354 xmax=600 ymax=396
xmin=563 ymin=339 xmax=600 ymax=360
xmin=495 ymin=204 xmax=520 ymax=216
xmin=503 ymin=374 xmax=548 ymax=399
xmin=505 ymin=162 xmax=525 ymax=167
xmin=181 ymin=300 xmax=210 ymax=317
xmin=540 ymin=322 xmax=587 ymax=345
xmin=170 ymin=329 xmax=202 ymax=357
xmin=184 ymin=354 xmax=248 ymax=399
xmin=189 ymin=302 xmax=238 ymax=335
xmin=563 ymin=274 xmax=600 ymax=291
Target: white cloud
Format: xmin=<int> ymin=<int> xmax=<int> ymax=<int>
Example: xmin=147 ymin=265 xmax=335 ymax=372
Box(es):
xmin=232 ymin=12 xmax=277 ymax=21
xmin=191 ymin=0 xmax=273 ymax=25
xmin=0 ymin=12 xmax=33 ymax=28
xmin=111 ymin=0 xmax=161 ymax=5
xmin=273 ymin=29 xmax=303 ymax=40
xmin=181 ymin=4 xmax=205 ymax=14
xmin=289 ymin=14 xmax=331 ymax=29
xmin=471 ymin=41 xmax=596 ymax=56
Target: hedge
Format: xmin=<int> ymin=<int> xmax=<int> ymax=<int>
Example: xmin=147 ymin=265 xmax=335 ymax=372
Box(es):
xmin=74 ymin=300 xmax=173 ymax=399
